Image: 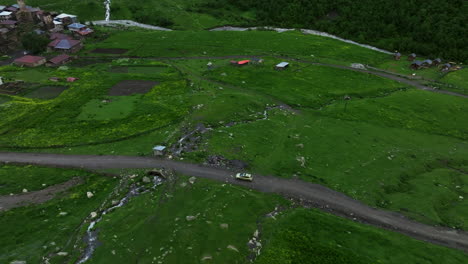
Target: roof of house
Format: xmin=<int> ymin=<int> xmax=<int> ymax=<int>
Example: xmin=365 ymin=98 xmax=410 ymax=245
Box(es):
xmin=409 ymin=53 xmax=417 ymax=57
xmin=0 ymin=19 xmax=17 ymax=25
xmin=4 ymin=7 xmax=18 ymax=12
xmin=14 ymin=55 xmax=46 ymax=64
xmin=276 ymin=62 xmax=289 ymax=67
xmin=238 ymin=60 xmax=250 ymax=65
xmin=0 ymin=28 xmax=10 ymax=34
xmin=412 ymin=60 xmax=423 ymax=65
xmin=153 ymin=146 xmax=166 ymax=151
xmin=48 ymin=54 xmax=71 ymax=65
xmin=68 ymin=23 xmax=86 ymax=29
xmin=443 ymin=63 xmax=452 ymax=67
xmin=76 ymin=28 xmax=94 ymax=35
xmin=434 ymin=58 xmax=442 ymax=62
xmin=394 ymin=52 xmax=401 ymax=56
xmin=423 ymin=59 xmax=433 ymax=64
xmin=0 ymin=6 xmax=6 ymax=10
xmin=0 ymin=11 xmax=12 ymax=16
xmin=56 ymin=13 xmax=77 ymax=19
xmin=49 ymin=39 xmax=81 ymax=49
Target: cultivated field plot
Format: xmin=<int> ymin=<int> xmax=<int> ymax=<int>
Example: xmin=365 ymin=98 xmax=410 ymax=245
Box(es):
xmin=91 ymin=48 xmax=129 ymax=54
xmin=108 ymin=80 xmax=160 ymax=96
xmin=24 ymin=85 xmax=68 ymax=99
xmin=110 ymin=66 xmax=172 ymax=75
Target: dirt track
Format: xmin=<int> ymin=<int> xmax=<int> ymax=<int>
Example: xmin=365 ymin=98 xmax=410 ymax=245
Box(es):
xmin=1 ymin=152 xmax=468 ymax=252
xmin=0 ymin=177 xmax=82 ymax=211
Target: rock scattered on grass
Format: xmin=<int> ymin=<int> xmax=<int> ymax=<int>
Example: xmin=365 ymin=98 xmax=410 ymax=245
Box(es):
xmin=180 ymin=182 xmax=187 ymax=188
xmin=189 ymin=177 xmax=196 ymax=184
xmin=111 ymin=250 xmax=116 ymax=255
xmin=142 ymin=176 xmax=151 ymax=183
xmin=10 ymin=261 xmax=26 ymax=264
xmin=22 ymin=189 xmax=28 ymax=193
xmin=220 ymin=223 xmax=229 ymax=229
xmin=201 ymin=255 xmax=212 ymax=261
xmin=90 ymin=212 xmax=97 ymax=218
xmin=57 ymin=252 xmax=68 ymax=256
xmin=59 ymin=212 xmax=68 ymax=216
xmin=227 ymin=245 xmax=239 ymax=252
xmin=186 ymin=215 xmax=197 ymax=221
xmin=86 ymin=191 xmax=94 ymax=198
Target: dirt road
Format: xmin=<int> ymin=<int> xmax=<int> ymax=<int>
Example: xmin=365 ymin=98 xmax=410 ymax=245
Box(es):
xmin=1 ymin=152 xmax=468 ymax=252
xmin=0 ymin=177 xmax=82 ymax=211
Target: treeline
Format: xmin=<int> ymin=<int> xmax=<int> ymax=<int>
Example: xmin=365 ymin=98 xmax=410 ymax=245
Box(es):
xmin=198 ymin=0 xmax=468 ymax=62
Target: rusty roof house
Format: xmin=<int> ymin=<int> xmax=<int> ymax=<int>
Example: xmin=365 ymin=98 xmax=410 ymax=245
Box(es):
xmin=13 ymin=55 xmax=46 ymax=67
xmin=46 ymin=54 xmax=72 ymax=67
xmin=408 ymin=53 xmax=417 ymax=61
xmin=410 ymin=60 xmax=423 ymax=70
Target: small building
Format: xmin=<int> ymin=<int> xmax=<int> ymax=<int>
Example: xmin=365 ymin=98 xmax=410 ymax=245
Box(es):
xmin=0 ymin=11 xmax=12 ymax=21
xmin=74 ymin=27 xmax=94 ymax=37
xmin=0 ymin=20 xmax=17 ymax=29
xmin=66 ymin=77 xmax=79 ymax=82
xmin=410 ymin=60 xmax=423 ymax=70
xmin=46 ymin=54 xmax=72 ymax=67
xmin=67 ymin=23 xmax=86 ymax=32
xmin=48 ymin=38 xmax=82 ymax=53
xmin=0 ymin=76 xmax=3 ymax=85
xmin=393 ymin=52 xmax=401 ymax=60
xmin=54 ymin=13 xmax=77 ymax=25
xmin=13 ymin=55 xmax=46 ymax=67
xmin=440 ymin=63 xmax=452 ymax=72
xmin=408 ymin=53 xmax=417 ymax=61
xmin=0 ymin=6 xmax=6 ymax=11
xmin=153 ymin=145 xmax=166 ymax=156
xmin=422 ymin=59 xmax=433 ymax=67
xmin=433 ymin=58 xmax=442 ymax=65
xmin=275 ymin=62 xmax=289 ymax=70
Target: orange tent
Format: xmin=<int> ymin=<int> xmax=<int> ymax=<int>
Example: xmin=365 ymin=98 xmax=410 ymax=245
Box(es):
xmin=238 ymin=60 xmax=250 ymax=65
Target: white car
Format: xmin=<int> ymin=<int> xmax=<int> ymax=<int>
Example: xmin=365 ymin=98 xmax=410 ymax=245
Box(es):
xmin=235 ymin=172 xmax=253 ymax=182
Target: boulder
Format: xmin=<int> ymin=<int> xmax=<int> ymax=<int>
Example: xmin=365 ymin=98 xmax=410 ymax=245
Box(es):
xmin=227 ymin=245 xmax=239 ymax=252
xmin=189 ymin=177 xmax=196 ymax=184
xmin=86 ymin=191 xmax=94 ymax=198
xmin=220 ymin=223 xmax=229 ymax=229
xmin=142 ymin=176 xmax=151 ymax=183
xmin=186 ymin=215 xmax=197 ymax=221
xmin=57 ymin=252 xmax=68 ymax=256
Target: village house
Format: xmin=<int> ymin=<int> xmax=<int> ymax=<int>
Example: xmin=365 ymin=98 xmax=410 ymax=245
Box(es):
xmin=46 ymin=54 xmax=72 ymax=67
xmin=13 ymin=55 xmax=46 ymax=67
xmin=53 ymin=13 xmax=77 ymax=29
xmin=0 ymin=20 xmax=17 ymax=29
xmin=422 ymin=59 xmax=433 ymax=67
xmin=440 ymin=63 xmax=452 ymax=72
xmin=433 ymin=58 xmax=442 ymax=66
xmin=393 ymin=52 xmax=401 ymax=60
xmin=68 ymin=22 xmax=94 ymax=37
xmin=48 ymin=38 xmax=82 ymax=53
xmin=153 ymin=146 xmax=166 ymax=156
xmin=410 ymin=60 xmax=423 ymax=70
xmin=0 ymin=6 xmax=6 ymax=11
xmin=4 ymin=6 xmax=18 ymax=12
xmin=0 ymin=11 xmax=12 ymax=21
xmin=408 ymin=53 xmax=417 ymax=61
xmin=275 ymin=62 xmax=289 ymax=70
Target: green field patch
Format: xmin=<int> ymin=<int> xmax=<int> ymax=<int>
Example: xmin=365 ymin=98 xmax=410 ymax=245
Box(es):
xmin=9 ymin=69 xmax=49 ymax=83
xmin=24 ymin=85 xmax=68 ymax=99
xmin=0 ymin=165 xmax=84 ymax=195
xmin=78 ymin=95 xmax=141 ymax=121
xmin=258 ymin=208 xmax=468 ymax=264
xmin=439 ymin=69 xmax=468 ymax=95
xmin=110 ymin=66 xmax=171 ymax=75
xmin=205 ymin=60 xmax=403 ymax=107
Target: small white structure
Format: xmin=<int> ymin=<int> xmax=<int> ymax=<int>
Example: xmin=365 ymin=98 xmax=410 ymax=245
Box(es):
xmin=54 ymin=13 xmax=78 ymax=24
xmin=0 ymin=76 xmax=3 ymax=85
xmin=0 ymin=11 xmax=12 ymax=21
xmin=275 ymin=62 xmax=289 ymax=70
xmin=153 ymin=145 xmax=166 ymax=156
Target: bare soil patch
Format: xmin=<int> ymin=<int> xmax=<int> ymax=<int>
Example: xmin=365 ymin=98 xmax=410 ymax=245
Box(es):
xmin=25 ymin=85 xmax=68 ymax=99
xmin=91 ymin=48 xmax=129 ymax=54
xmin=0 ymin=81 xmax=31 ymax=95
xmin=108 ymin=80 xmax=159 ymax=96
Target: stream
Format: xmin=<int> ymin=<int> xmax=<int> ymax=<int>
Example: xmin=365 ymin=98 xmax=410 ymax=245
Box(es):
xmin=76 ymin=175 xmax=164 ymax=264
xmin=104 ymin=0 xmax=111 ymax=21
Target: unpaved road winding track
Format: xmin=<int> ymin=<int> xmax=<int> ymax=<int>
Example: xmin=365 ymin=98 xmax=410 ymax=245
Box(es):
xmin=1 ymin=152 xmax=468 ymax=252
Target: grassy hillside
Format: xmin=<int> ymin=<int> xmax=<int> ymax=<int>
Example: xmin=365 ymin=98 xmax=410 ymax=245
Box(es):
xmin=2 ymin=166 xmax=467 ymax=263
xmin=0 ymin=0 xmax=466 ymax=62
